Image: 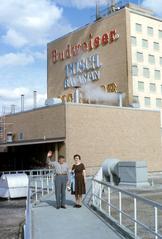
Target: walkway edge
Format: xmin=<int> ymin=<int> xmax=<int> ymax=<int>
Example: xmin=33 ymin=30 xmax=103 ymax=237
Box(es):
xmin=91 ymin=205 xmax=136 ymax=239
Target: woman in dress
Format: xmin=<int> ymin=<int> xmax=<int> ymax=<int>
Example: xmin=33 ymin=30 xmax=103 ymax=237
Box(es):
xmin=71 ymin=154 xmax=86 ymax=208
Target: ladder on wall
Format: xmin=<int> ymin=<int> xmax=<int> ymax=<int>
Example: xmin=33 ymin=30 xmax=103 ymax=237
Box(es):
xmin=0 ymin=107 xmax=14 ymax=143
xmin=0 ymin=107 xmax=6 ymax=143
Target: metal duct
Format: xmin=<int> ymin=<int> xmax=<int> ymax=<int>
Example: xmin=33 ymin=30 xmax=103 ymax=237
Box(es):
xmin=102 ymin=159 xmax=120 ymax=185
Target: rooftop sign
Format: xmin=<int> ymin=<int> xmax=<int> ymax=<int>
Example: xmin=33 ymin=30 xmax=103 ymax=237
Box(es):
xmin=51 ymin=29 xmax=119 ymax=64
xmin=64 ymin=54 xmax=101 ymax=88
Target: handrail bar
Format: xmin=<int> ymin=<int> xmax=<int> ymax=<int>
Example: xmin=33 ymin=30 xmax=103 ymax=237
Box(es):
xmin=24 ymin=173 xmax=55 ymax=239
xmin=0 ymin=169 xmax=54 ymax=173
xmin=93 ymin=178 xmax=162 ymax=209
xmin=93 ymin=192 xmax=162 ymax=238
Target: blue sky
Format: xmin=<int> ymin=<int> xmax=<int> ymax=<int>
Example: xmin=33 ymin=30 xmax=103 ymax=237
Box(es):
xmin=0 ymin=0 xmax=161 ymax=113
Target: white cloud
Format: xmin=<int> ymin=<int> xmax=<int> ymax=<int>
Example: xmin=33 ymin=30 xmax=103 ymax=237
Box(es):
xmin=55 ymin=0 xmax=107 ymax=9
xmin=2 ymin=29 xmax=28 ymax=48
xmin=0 ymin=0 xmax=73 ymax=48
xmin=0 ymin=87 xmax=30 ymax=99
xmin=0 ymin=52 xmax=34 ymax=67
xmin=32 ymin=50 xmax=47 ymax=61
xmin=25 ymin=93 xmax=47 ymax=108
xmin=142 ymin=0 xmax=162 ymax=16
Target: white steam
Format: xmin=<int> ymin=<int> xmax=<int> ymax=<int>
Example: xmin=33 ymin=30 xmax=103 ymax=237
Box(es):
xmin=81 ymin=83 xmax=125 ymax=105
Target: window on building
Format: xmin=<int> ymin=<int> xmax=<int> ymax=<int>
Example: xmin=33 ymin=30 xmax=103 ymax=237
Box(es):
xmin=155 ymin=70 xmax=161 ymax=80
xmin=160 ymin=57 xmax=162 ymax=65
xmin=161 ymin=85 xmax=162 ymax=94
xmin=138 ymin=81 xmax=144 ymax=91
xmin=154 ymin=42 xmax=160 ymax=51
xmin=19 ymin=132 xmax=24 ymax=140
xmin=143 ymin=68 xmax=150 ymax=78
xmin=156 ymin=98 xmax=162 ymax=108
xmin=131 ymin=36 xmax=137 ymax=46
xmin=150 ymin=83 xmax=156 ymax=92
xmin=142 ymin=39 xmax=148 ymax=48
xmin=137 ymin=52 xmax=143 ymax=62
xmin=133 ymin=96 xmax=139 ymax=102
xmin=136 ymin=23 xmax=142 ymax=32
xmin=144 ymin=97 xmax=151 ymax=106
xmin=159 ymin=30 xmax=162 ymax=38
xmin=148 ymin=54 xmax=155 ymax=64
xmin=147 ymin=26 xmax=153 ymax=36
xmin=0 ymin=127 xmax=3 ymax=133
xmin=132 ymin=65 xmax=138 ymax=76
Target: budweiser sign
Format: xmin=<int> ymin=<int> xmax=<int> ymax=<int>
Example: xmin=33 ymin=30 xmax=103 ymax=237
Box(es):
xmin=51 ymin=29 xmax=119 ymax=64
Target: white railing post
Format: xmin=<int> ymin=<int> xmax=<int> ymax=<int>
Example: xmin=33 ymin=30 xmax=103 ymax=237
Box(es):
xmin=51 ymin=174 xmax=54 ymax=191
xmin=92 ymin=180 xmax=95 ymax=206
xmin=108 ymin=187 xmax=111 ymax=216
xmin=24 ymin=224 xmax=26 ymax=239
xmin=154 ymin=207 xmax=158 ymax=239
xmin=41 ymin=178 xmax=44 ymax=197
xmin=47 ymin=176 xmax=49 ymax=193
xmin=35 ymin=181 xmax=38 ymax=202
xmin=134 ymin=197 xmax=137 ymax=237
xmin=99 ymin=182 xmax=102 ymax=210
xmin=119 ymin=192 xmax=122 ymax=225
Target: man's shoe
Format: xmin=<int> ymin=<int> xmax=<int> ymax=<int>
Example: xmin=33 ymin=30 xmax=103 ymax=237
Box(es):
xmin=56 ymin=206 xmax=60 ymax=209
xmin=61 ymin=205 xmax=67 ymax=209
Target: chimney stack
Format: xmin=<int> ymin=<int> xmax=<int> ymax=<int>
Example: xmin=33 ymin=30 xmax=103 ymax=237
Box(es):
xmin=11 ymin=104 xmax=15 ymax=114
xmin=21 ymin=94 xmax=24 ymax=112
xmin=33 ymin=90 xmax=37 ymax=109
xmin=118 ymin=92 xmax=123 ymax=107
xmin=74 ymin=86 xmax=80 ymax=103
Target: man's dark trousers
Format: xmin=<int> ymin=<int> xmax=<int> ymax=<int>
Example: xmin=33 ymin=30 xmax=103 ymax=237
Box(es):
xmin=55 ymin=175 xmax=67 ymax=208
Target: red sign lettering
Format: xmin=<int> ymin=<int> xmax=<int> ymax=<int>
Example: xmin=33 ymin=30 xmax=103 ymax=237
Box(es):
xmin=51 ymin=29 xmax=119 ymax=64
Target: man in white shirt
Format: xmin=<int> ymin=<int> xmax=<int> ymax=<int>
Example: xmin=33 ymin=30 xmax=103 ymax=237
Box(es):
xmin=47 ymin=151 xmax=69 ymax=209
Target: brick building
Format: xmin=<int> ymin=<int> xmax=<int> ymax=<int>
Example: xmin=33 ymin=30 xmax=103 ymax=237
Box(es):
xmin=0 ymin=3 xmax=162 ymax=173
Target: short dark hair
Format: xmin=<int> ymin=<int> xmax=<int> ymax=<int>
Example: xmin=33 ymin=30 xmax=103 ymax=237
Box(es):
xmin=58 ymin=155 xmax=65 ymax=160
xmin=73 ymin=154 xmax=81 ymax=160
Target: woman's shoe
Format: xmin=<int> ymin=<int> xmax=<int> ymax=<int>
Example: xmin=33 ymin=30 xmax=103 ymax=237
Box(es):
xmin=77 ymin=205 xmax=82 ymax=208
xmin=73 ymin=204 xmax=78 ymax=208
xmin=61 ymin=205 xmax=67 ymax=209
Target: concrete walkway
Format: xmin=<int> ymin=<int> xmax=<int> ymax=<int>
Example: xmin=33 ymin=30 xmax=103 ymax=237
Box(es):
xmin=32 ymin=192 xmax=123 ymax=239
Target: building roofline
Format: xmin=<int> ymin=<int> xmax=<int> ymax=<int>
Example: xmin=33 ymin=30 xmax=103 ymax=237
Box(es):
xmin=47 ymin=3 xmax=162 ymax=47
xmin=1 ymin=103 xmax=65 ymax=117
xmin=0 ymin=137 xmax=65 ymax=147
xmin=2 ymin=102 xmax=160 ymax=119
xmin=47 ymin=7 xmax=126 ymax=46
xmin=127 ymin=6 xmax=162 ymax=23
xmin=65 ymin=102 xmax=160 ymax=113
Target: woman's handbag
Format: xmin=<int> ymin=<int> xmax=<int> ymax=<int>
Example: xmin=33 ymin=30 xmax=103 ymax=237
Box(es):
xmin=70 ymin=172 xmax=75 ymax=194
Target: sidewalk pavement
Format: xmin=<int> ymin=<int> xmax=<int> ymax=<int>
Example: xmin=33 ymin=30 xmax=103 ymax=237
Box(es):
xmin=32 ymin=192 xmax=123 ymax=239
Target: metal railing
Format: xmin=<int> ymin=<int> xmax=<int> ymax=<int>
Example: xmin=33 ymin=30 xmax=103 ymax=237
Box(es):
xmin=0 ymin=168 xmax=54 ymax=177
xmin=92 ymin=179 xmax=162 ymax=239
xmin=24 ymin=171 xmax=55 ymax=239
